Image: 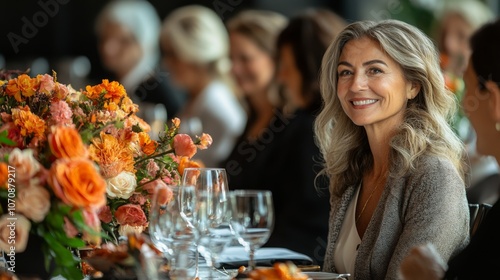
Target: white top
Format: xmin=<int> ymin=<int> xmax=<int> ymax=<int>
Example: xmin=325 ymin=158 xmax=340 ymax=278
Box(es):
xmin=178 ymin=80 xmax=246 ymax=167
xmin=333 ymin=186 xmax=361 ymax=276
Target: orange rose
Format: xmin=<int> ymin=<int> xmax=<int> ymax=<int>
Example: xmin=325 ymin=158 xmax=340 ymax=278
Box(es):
xmin=49 ymin=126 xmax=87 ymax=158
xmin=48 ymin=158 xmax=106 ymax=208
xmin=178 ymin=156 xmax=202 ymax=176
xmin=173 ymin=134 xmax=197 ymax=159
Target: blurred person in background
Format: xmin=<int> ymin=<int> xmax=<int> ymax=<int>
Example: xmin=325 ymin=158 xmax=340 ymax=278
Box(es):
xmin=432 ymin=0 xmax=499 ymax=205
xmin=400 ymin=18 xmax=500 ymax=280
xmin=95 ymin=0 xmax=187 ymax=139
xmin=222 ymin=9 xmax=288 ymax=177
xmin=161 ymin=5 xmax=246 ymax=167
xmin=227 ymin=8 xmax=347 ymax=266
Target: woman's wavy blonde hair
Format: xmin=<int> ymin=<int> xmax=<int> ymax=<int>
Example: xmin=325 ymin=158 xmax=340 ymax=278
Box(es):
xmin=314 ymin=19 xmax=467 ymax=197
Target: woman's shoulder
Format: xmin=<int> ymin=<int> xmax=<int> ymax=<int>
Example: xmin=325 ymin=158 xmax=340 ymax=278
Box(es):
xmin=400 ymin=154 xmax=464 ymax=193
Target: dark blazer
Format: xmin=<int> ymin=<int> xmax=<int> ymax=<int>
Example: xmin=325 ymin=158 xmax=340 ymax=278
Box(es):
xmin=444 ymin=199 xmax=500 ymax=279
xmin=223 ymin=108 xmax=330 ymax=266
xmin=133 ymin=70 xmax=187 ymax=119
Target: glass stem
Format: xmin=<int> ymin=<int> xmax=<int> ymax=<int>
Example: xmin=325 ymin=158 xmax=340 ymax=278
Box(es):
xmin=248 ymin=246 xmax=256 ymax=271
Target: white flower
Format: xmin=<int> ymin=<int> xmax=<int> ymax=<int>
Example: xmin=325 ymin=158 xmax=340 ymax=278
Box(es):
xmin=118 ymin=224 xmax=146 ymax=237
xmin=106 ymin=171 xmax=137 ymax=199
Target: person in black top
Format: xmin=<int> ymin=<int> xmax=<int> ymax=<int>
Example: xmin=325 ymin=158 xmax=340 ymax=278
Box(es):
xmin=224 ymin=8 xmax=347 ymax=266
xmin=400 ymin=18 xmax=500 ymax=280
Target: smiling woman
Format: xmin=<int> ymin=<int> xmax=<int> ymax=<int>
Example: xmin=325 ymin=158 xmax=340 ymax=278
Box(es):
xmin=314 ymin=20 xmax=470 ymax=279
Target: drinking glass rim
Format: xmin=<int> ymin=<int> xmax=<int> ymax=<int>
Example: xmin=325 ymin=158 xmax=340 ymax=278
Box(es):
xmin=230 ymin=189 xmax=272 ymax=196
xmin=183 ymin=167 xmax=227 ymax=171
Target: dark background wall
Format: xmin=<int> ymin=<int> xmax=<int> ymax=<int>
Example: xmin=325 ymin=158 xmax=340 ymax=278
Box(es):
xmin=0 ymin=0 xmax=497 ymax=89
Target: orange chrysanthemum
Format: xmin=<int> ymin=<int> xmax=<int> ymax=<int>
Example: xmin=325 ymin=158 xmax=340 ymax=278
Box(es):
xmin=84 ymin=79 xmax=126 ymax=104
xmin=11 ymin=107 xmax=46 ymax=140
xmin=5 ymin=74 xmax=36 ymax=102
xmin=89 ymin=132 xmax=135 ymax=178
xmin=138 ymin=132 xmax=157 ymax=156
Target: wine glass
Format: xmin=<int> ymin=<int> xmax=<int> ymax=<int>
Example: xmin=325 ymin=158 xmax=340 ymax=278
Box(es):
xmin=182 ymin=168 xmax=234 ymax=278
xmin=149 ymin=184 xmax=199 ymax=279
xmin=228 ymin=190 xmax=274 ymax=271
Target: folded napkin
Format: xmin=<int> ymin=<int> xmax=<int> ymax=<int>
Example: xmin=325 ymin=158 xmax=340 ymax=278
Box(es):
xmin=218 ymin=246 xmax=313 ymax=268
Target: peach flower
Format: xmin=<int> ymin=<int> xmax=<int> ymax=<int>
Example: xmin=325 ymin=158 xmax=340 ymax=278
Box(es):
xmin=36 ymin=73 xmax=55 ymax=94
xmin=48 ymin=126 xmax=87 ymax=159
xmin=106 ymin=171 xmax=137 ymax=199
xmin=48 ymin=158 xmax=106 ymax=208
xmin=114 ymin=204 xmax=148 ymax=227
xmin=0 ymin=215 xmax=31 ymax=252
xmin=8 ymin=148 xmax=42 ymax=187
xmin=196 ymin=133 xmax=213 ymax=150
xmin=16 ymin=185 xmax=51 ymax=222
xmin=173 ymin=134 xmax=197 ymax=159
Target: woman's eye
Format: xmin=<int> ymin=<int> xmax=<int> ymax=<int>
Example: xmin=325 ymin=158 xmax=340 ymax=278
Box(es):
xmin=338 ymin=70 xmax=352 ymax=76
xmin=368 ymin=68 xmax=383 ymax=75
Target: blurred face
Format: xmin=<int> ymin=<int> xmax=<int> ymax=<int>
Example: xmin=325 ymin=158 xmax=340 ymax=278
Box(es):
xmin=278 ymin=44 xmax=304 ymax=108
xmin=462 ymin=60 xmax=497 ymax=155
xmin=98 ymin=21 xmax=143 ymax=77
xmin=161 ymin=40 xmax=203 ymax=91
xmin=440 ymin=14 xmax=474 ymax=75
xmin=336 ymin=37 xmax=418 ymax=130
xmin=230 ymin=32 xmax=275 ymax=96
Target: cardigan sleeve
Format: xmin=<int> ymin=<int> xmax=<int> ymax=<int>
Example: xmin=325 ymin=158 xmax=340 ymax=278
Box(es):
xmin=385 ymin=157 xmax=470 ymax=279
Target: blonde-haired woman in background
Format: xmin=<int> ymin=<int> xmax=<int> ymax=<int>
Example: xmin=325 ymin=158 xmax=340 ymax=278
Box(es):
xmin=95 ymin=0 xmax=187 ymax=138
xmin=161 ymin=5 xmax=247 ymax=167
xmin=315 ymin=19 xmax=469 ymax=279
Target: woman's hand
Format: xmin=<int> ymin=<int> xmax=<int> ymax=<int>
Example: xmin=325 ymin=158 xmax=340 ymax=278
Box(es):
xmin=399 ymin=243 xmax=447 ymax=280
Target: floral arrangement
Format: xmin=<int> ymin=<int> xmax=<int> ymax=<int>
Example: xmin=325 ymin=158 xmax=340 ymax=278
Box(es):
xmin=0 ymin=70 xmax=211 ymax=279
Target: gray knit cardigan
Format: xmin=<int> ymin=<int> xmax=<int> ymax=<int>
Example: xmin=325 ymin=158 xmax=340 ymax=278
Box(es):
xmin=323 ymin=155 xmax=470 ymax=279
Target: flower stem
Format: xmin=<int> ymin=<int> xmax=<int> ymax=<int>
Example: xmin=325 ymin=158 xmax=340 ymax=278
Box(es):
xmin=135 ymin=149 xmax=174 ymax=165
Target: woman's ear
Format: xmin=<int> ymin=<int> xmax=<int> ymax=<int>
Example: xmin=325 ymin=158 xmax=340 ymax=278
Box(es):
xmin=407 ymin=82 xmax=421 ymax=100
xmin=485 ymin=81 xmax=500 ymax=123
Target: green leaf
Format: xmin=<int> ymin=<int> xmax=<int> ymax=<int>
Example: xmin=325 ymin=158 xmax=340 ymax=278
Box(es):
xmin=0 ymin=130 xmax=15 ymax=146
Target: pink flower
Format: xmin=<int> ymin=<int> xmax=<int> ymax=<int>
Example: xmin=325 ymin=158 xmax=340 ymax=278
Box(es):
xmin=63 ymin=217 xmax=79 ymax=238
xmin=129 ymin=193 xmax=147 ymax=205
xmin=196 ymin=133 xmax=213 ymax=150
xmin=142 ymin=179 xmax=170 ymax=201
xmin=50 ymin=100 xmax=73 ymax=126
xmin=114 ymin=204 xmax=148 ymax=227
xmin=97 ymin=205 xmax=113 ymax=223
xmin=146 ymin=159 xmax=159 ymax=177
xmin=37 ymin=74 xmax=55 ymax=94
xmin=83 ymin=209 xmax=102 ymax=245
xmin=172 ymin=134 xmax=197 ymax=158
